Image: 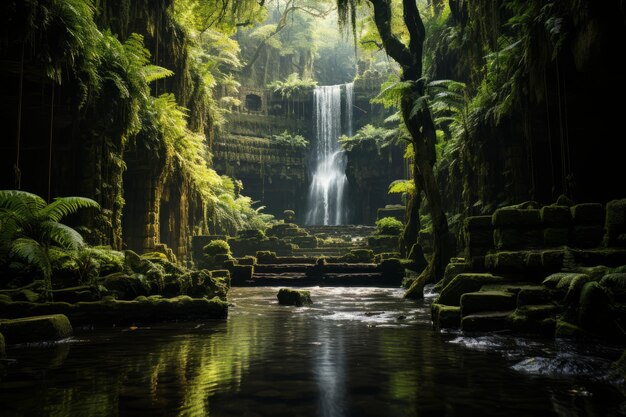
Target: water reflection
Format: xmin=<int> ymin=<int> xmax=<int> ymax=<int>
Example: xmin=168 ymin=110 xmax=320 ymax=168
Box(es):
xmin=0 ymin=287 xmax=624 ymax=416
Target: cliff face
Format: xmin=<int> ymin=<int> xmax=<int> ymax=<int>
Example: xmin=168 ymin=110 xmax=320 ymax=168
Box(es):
xmin=212 ymin=76 xmax=405 ymax=225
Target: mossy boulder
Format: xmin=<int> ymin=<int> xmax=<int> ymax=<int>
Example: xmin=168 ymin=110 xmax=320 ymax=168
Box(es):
xmin=229 ymin=265 xmax=254 ymax=285
xmin=431 ymin=303 xmax=461 ymax=329
xmin=237 ymin=256 xmax=257 ymax=266
xmin=571 ymin=203 xmax=605 ymax=225
xmin=374 ymin=252 xmax=402 ymax=263
xmin=277 ymin=288 xmax=312 ymax=306
xmin=12 ymin=289 xmax=41 ymax=303
xmin=606 ymin=199 xmax=626 ymax=247
xmin=292 ymin=235 xmax=318 ymax=249
xmin=283 ymin=210 xmax=296 ymax=223
xmin=484 ymin=251 xmax=528 ymax=273
xmin=540 ymin=205 xmax=571 ymax=227
xmin=344 ymin=248 xmax=374 ymax=263
xmin=555 ymin=319 xmax=590 ymax=338
xmin=266 ymin=223 xmax=307 ymax=238
xmin=460 ymin=291 xmax=517 ymax=316
xmin=0 ymin=314 xmax=73 ymax=344
xmin=508 ymin=305 xmax=560 ymax=335
xmin=52 ymin=285 xmax=100 ymax=303
xmin=187 ymin=271 xmax=228 ymax=300
xmin=256 ymin=251 xmax=278 ymax=263
xmin=380 ymin=258 xmax=404 ymax=278
xmin=492 ymin=208 xmax=541 ymax=227
xmin=162 ymin=273 xmax=192 ymax=298
xmin=100 ymin=273 xmax=151 ymax=300
xmin=543 ymin=228 xmax=569 ymax=246
xmin=436 ymin=273 xmax=504 ymax=306
xmin=237 ymin=229 xmax=266 ymax=239
xmin=493 ymin=228 xmax=542 ymax=250
xmin=571 ymin=225 xmax=604 ymax=248
xmin=437 ymin=261 xmax=468 ymax=291
xmin=367 ymin=235 xmax=399 ymax=251
xmin=461 ymin=311 xmax=512 ymax=332
xmin=0 ymin=297 xmax=228 ymax=325
xmin=578 ymin=281 xmax=618 ymax=337
xmin=517 ymin=286 xmax=561 ymax=306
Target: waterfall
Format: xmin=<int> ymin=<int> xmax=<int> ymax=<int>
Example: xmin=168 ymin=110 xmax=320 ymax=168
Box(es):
xmin=305 ymin=83 xmax=354 ymax=225
xmin=345 ymin=82 xmax=354 ymax=137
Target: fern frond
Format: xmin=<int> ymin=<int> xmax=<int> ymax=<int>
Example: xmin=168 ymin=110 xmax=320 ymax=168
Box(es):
xmin=41 ymin=197 xmax=100 ymax=222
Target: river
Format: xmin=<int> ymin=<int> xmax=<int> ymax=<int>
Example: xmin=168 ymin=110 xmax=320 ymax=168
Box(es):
xmin=0 ymin=286 xmax=624 ymax=416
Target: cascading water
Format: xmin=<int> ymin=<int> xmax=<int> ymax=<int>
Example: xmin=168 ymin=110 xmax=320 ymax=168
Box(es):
xmin=305 ymin=83 xmax=353 ymax=225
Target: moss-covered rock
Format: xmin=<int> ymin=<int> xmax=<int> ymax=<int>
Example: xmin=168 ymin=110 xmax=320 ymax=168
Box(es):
xmin=342 ymin=248 xmax=374 ymax=263
xmin=292 ymin=235 xmax=318 ymax=249
xmin=540 ymin=205 xmax=571 ymax=227
xmin=237 ymin=229 xmax=266 ymax=239
xmin=367 ymin=235 xmax=399 ymax=252
xmin=436 ymin=273 xmax=504 ymax=306
xmin=12 ymin=289 xmax=41 ymax=303
xmin=277 ymin=288 xmax=312 ymax=306
xmin=0 ymin=332 xmax=5 ymax=358
xmin=571 ymin=225 xmax=604 ymax=248
xmin=606 ymin=199 xmax=626 ymax=247
xmin=52 ymin=285 xmax=100 ymax=303
xmin=283 ymin=210 xmax=296 ymax=223
xmin=431 ymin=303 xmax=461 ymax=329
xmin=461 ymin=311 xmax=512 ymax=332
xmin=0 ymin=297 xmax=228 ymax=325
xmin=236 ymin=256 xmax=257 ymax=266
xmin=229 ymin=265 xmax=254 ymax=285
xmin=555 ymin=319 xmax=590 ymax=338
xmin=266 ymin=223 xmax=307 ymax=238
xmin=517 ymin=286 xmax=561 ymax=306
xmin=493 ymin=228 xmax=543 ymax=250
xmin=492 ymin=208 xmax=541 ymax=227
xmin=571 ymin=203 xmax=605 ymax=225
xmin=256 ymin=251 xmax=278 ymax=263
xmin=460 ymin=291 xmax=516 ymax=316
xmin=380 ymin=258 xmax=404 ymax=279
xmin=100 ymin=273 xmax=151 ymax=300
xmin=578 ymin=281 xmax=618 ymax=337
xmin=508 ymin=305 xmax=560 ymax=335
xmin=0 ymin=314 xmax=73 ymax=344
xmin=435 ymin=261 xmax=468 ymax=291
xmin=543 ymin=228 xmax=569 ymax=246
xmin=484 ymin=251 xmax=527 ymax=273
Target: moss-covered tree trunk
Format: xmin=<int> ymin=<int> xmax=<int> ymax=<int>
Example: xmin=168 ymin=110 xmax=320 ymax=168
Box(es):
xmin=362 ymin=0 xmax=451 ymax=297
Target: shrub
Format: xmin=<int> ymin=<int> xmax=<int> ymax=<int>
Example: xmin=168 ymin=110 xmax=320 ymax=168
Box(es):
xmin=376 ymin=217 xmax=404 ymax=236
xmin=203 ymin=240 xmax=231 ymax=256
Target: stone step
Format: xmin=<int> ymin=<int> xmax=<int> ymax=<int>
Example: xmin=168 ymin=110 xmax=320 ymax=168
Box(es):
xmin=460 ymin=291 xmax=517 ymax=316
xmin=0 ymin=314 xmax=73 ymax=344
xmin=246 ymin=272 xmax=398 ymax=287
xmin=461 ymin=311 xmax=513 ymax=332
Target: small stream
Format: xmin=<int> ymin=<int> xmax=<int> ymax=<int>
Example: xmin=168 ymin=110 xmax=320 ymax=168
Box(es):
xmin=0 ymin=286 xmax=624 ymax=416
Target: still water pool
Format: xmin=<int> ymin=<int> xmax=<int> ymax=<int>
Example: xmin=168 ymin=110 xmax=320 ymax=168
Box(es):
xmin=0 ymin=286 xmax=624 ymax=416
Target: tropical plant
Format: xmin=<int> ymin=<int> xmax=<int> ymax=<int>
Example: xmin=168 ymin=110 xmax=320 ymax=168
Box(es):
xmin=0 ymin=190 xmax=100 ymax=297
xmin=339 ymin=124 xmax=400 ymax=153
xmin=268 ymin=73 xmax=317 ymax=98
xmin=375 ymin=217 xmax=404 ymax=236
xmin=271 ymin=131 xmax=309 ymax=148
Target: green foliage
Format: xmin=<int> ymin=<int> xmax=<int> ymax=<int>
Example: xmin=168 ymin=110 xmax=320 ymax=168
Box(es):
xmin=268 ymin=73 xmax=317 ymax=98
xmin=376 ymin=217 xmax=404 ymax=236
xmin=0 ymin=190 xmax=100 ymax=295
xmin=271 ymin=131 xmax=309 ymax=148
xmin=203 ymin=240 xmax=231 ymax=257
xmin=340 ymin=124 xmax=400 ymax=153
xmin=388 ymin=180 xmax=416 ymax=196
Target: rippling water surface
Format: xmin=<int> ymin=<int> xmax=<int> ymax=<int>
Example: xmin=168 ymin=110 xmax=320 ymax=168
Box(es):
xmin=0 ymin=286 xmax=624 ymax=416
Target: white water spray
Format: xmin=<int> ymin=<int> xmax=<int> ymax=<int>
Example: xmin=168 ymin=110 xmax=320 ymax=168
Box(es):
xmin=305 ymin=83 xmax=354 ymax=225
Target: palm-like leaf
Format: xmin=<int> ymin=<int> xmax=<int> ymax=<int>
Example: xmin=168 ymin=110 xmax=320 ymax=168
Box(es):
xmin=40 ymin=196 xmax=100 ymax=222
xmin=10 ymin=238 xmax=51 ymax=279
xmin=43 ymin=221 xmax=86 ymax=250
